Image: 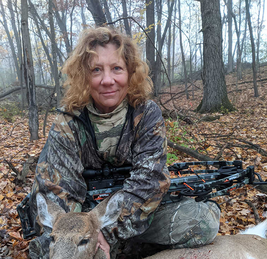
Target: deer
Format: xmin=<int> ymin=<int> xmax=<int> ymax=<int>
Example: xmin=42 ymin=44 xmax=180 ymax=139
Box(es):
xmin=36 ymin=192 xmax=267 ymax=259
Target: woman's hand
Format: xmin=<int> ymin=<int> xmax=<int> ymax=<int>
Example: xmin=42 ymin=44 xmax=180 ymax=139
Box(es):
xmin=95 ymin=231 xmax=110 ymax=259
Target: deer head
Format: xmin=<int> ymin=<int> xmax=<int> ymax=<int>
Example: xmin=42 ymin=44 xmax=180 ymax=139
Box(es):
xmin=36 ymin=192 xmax=124 ymax=259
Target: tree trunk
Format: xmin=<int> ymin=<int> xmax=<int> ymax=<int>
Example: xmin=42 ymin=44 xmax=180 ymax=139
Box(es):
xmin=53 ymin=1 xmax=72 ymax=54
xmin=171 ymin=0 xmax=177 ymax=82
xmin=21 ymin=0 xmax=39 ymax=140
xmin=7 ymin=0 xmax=26 ymax=108
xmin=28 ymin=0 xmax=64 ymax=65
xmin=33 ymin=33 xmax=45 ymax=84
xmin=7 ymin=0 xmax=22 ymax=81
xmin=86 ymin=0 xmax=107 ymax=26
xmin=153 ymin=0 xmax=174 ymax=96
xmin=237 ymin=0 xmax=247 ymax=80
xmin=167 ymin=1 xmax=171 ymax=80
xmin=49 ymin=0 xmax=61 ymax=107
xmin=245 ymin=0 xmax=259 ymax=97
xmin=81 ymin=6 xmax=87 ymax=29
xmin=197 ymin=0 xmax=234 ymax=113
xmin=178 ymin=0 xmax=189 ymax=99
xmin=256 ymin=0 xmax=265 ymax=68
xmin=0 ymin=0 xmax=20 ymax=81
xmin=188 ymin=4 xmax=193 ymax=84
xmin=153 ymin=0 xmax=162 ymax=95
xmin=122 ymin=0 xmax=131 ymax=36
xmin=146 ymin=0 xmax=155 ymax=77
xmin=227 ymin=0 xmax=233 ymax=73
xmin=31 ymin=10 xmax=55 ymax=77
xmin=102 ymin=0 xmax=113 ymax=25
xmin=70 ymin=0 xmax=76 ymax=50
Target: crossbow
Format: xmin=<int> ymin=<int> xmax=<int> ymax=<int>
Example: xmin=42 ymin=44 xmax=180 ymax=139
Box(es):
xmin=17 ymin=160 xmax=267 ymax=239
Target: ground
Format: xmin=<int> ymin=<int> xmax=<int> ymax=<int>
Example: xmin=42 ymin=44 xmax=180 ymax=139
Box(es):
xmin=1 ymin=65 xmax=267 ymax=258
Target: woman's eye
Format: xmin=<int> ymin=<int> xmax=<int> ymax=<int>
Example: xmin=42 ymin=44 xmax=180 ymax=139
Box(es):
xmin=92 ymin=67 xmax=101 ymax=72
xmin=114 ymin=66 xmax=122 ymax=71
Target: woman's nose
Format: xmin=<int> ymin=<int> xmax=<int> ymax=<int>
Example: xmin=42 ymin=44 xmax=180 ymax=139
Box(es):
xmin=101 ymin=71 xmax=115 ymax=85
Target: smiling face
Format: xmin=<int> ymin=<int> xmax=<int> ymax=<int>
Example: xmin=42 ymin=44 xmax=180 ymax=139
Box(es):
xmin=89 ymin=43 xmax=129 ymax=114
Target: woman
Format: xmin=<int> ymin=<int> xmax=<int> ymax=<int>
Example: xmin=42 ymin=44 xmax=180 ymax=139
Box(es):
xmin=29 ymin=27 xmax=220 ymax=259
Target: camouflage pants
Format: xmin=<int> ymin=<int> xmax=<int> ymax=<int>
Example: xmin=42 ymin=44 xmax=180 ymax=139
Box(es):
xmin=135 ymin=197 xmax=220 ymax=247
xmin=111 ymin=197 xmax=220 ymax=258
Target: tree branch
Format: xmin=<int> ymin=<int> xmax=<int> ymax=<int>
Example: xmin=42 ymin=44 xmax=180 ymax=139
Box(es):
xmin=167 ymin=140 xmax=213 ymax=161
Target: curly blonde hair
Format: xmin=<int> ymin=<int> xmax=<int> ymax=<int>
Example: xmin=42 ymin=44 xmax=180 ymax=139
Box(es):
xmin=61 ymin=27 xmax=153 ymax=112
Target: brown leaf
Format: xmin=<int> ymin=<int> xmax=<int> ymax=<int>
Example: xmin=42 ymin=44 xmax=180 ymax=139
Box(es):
xmin=8 ymin=231 xmax=23 ymax=241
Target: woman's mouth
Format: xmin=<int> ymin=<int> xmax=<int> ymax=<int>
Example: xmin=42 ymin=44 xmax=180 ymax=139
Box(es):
xmin=102 ymin=91 xmax=117 ymax=96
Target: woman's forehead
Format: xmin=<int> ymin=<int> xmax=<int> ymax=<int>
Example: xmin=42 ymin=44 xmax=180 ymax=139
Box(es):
xmin=90 ymin=44 xmax=125 ymax=64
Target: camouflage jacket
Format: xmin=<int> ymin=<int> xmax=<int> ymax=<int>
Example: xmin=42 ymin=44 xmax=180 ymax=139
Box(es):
xmin=30 ymin=100 xmax=170 ymax=245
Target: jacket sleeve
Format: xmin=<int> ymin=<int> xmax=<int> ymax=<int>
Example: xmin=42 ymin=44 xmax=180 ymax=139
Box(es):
xmin=30 ymin=113 xmax=87 ymax=232
xmin=102 ymin=101 xmax=171 ymax=245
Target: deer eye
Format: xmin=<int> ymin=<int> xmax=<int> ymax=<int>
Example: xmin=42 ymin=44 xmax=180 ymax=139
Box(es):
xmin=78 ymin=239 xmax=89 ymax=246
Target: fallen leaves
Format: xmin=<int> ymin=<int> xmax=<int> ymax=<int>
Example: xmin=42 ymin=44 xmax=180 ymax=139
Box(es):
xmin=9 ymin=232 xmax=23 ymax=241
xmin=0 ymin=113 xmax=55 ymax=258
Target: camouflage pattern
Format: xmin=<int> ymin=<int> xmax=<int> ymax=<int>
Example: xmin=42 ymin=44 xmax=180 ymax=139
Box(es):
xmin=86 ymin=99 xmax=128 ymax=163
xmin=29 ymin=232 xmax=51 ymax=259
xmin=134 ymin=197 xmax=220 ymax=248
xmin=29 ymin=100 xmax=171 ymax=246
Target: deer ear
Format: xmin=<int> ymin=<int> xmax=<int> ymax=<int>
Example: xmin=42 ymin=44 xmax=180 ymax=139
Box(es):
xmin=100 ymin=191 xmax=124 ymax=228
xmin=36 ymin=193 xmax=66 ymax=229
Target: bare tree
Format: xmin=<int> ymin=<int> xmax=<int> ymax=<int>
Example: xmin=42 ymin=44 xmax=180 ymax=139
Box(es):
xmin=21 ymin=0 xmax=39 ymax=140
xmin=122 ymin=0 xmax=131 ymax=36
xmin=171 ymin=0 xmax=177 ymax=82
xmin=146 ymin=0 xmax=155 ymax=75
xmin=256 ymin=0 xmax=265 ymax=67
xmin=49 ymin=0 xmax=61 ymax=107
xmin=52 ymin=1 xmax=73 ymax=55
xmin=153 ymin=0 xmax=174 ymax=95
xmin=86 ymin=0 xmax=107 ymax=26
xmin=178 ymin=0 xmax=189 ymax=99
xmin=0 ymin=0 xmax=20 ymax=82
xmin=28 ymin=0 xmax=64 ymax=64
xmin=167 ymin=1 xmax=171 ymax=80
xmin=0 ymin=0 xmax=26 ymax=107
xmin=196 ymin=0 xmax=234 ymax=113
xmin=70 ymin=0 xmax=77 ymax=50
xmin=154 ymin=0 xmax=162 ymax=94
xmin=245 ymin=0 xmax=259 ymax=97
xmin=227 ymin=0 xmax=233 ymax=73
xmin=226 ymin=0 xmax=246 ymax=80
xmin=102 ymin=0 xmax=113 ymax=25
xmin=81 ymin=4 xmax=88 ymax=29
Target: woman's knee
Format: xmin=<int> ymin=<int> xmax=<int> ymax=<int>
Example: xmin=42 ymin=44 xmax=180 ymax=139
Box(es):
xmin=133 ymin=198 xmax=221 ymax=247
xmin=169 ymin=198 xmax=221 ymax=248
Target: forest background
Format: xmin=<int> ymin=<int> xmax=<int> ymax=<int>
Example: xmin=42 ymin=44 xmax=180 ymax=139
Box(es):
xmin=1 ymin=0 xmax=267 ymax=258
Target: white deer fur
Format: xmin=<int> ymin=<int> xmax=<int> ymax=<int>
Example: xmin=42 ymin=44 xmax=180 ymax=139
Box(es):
xmin=36 ymin=193 xmax=267 ymax=259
